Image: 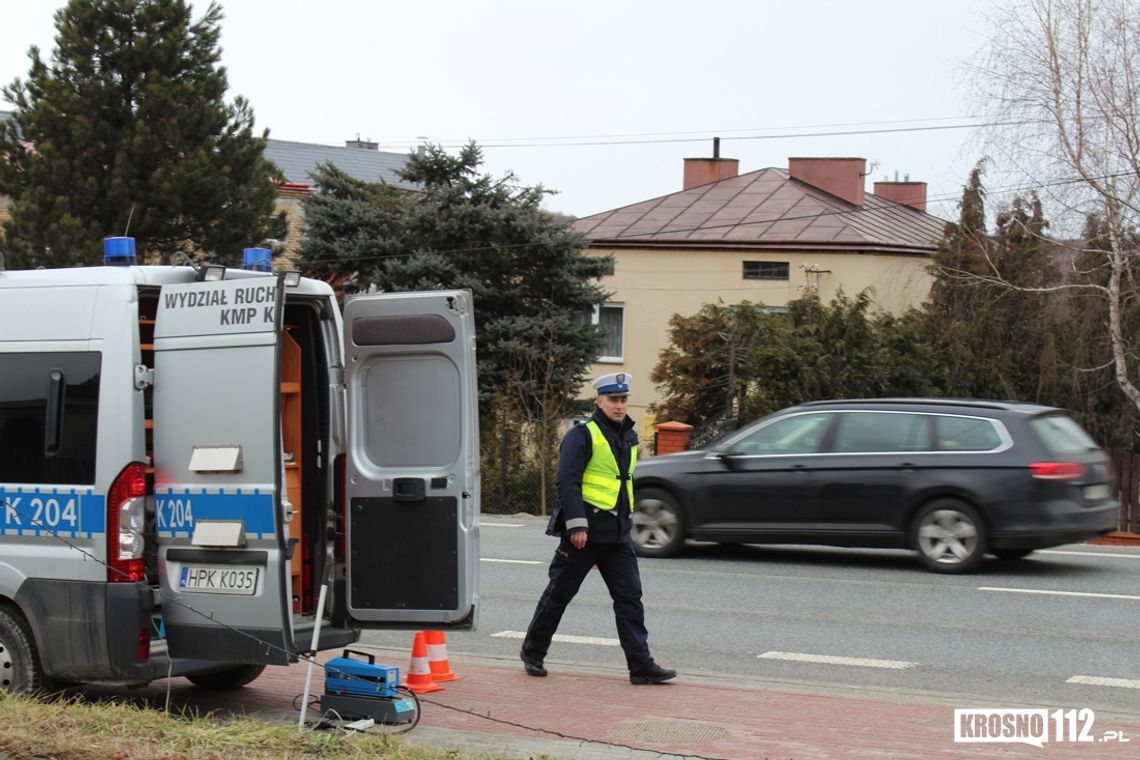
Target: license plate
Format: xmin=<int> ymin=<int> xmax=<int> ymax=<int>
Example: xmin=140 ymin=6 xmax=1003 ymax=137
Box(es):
xmin=179 ymin=565 xmax=259 ymax=595
xmin=1083 ymin=484 xmax=1110 ymax=502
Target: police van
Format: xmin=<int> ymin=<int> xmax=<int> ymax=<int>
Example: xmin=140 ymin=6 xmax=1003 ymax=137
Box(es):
xmin=0 ymin=240 xmax=479 ymax=692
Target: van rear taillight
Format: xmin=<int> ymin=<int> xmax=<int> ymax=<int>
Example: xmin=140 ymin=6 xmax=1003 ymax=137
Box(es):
xmin=107 ymin=462 xmax=148 ymax=582
xmin=1029 ymin=462 xmax=1085 ymax=481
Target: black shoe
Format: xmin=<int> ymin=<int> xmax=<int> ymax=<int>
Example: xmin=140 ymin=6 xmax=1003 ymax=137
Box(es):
xmin=630 ymin=663 xmax=677 ymax=684
xmin=520 ymin=648 xmax=547 ymax=677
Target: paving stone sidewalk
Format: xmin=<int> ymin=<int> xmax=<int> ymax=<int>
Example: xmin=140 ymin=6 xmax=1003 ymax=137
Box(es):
xmin=133 ymin=647 xmax=1140 ymax=760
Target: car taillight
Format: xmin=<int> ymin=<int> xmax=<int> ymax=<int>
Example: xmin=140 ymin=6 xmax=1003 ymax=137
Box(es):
xmin=107 ymin=462 xmax=148 ymax=582
xmin=1029 ymin=462 xmax=1085 ymax=481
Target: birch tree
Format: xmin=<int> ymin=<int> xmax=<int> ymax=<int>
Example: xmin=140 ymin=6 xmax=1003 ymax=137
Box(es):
xmin=971 ymin=0 xmax=1140 ymax=413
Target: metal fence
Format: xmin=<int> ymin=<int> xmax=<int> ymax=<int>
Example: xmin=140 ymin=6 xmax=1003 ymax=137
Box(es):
xmin=481 ymin=465 xmax=556 ymax=517
xmin=687 ymin=412 xmax=741 ymax=450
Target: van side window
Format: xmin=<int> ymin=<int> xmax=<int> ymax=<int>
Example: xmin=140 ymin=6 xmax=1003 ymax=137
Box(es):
xmin=0 ymin=352 xmax=101 ymax=484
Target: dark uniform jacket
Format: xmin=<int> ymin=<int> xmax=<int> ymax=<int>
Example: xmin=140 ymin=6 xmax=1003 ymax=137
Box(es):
xmin=545 ymin=407 xmax=637 ymax=544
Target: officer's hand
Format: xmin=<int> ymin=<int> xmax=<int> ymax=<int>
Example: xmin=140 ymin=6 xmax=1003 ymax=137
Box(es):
xmin=569 ymin=529 xmax=587 ymax=549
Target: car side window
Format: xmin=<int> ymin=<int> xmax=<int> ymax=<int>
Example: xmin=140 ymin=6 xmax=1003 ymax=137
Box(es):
xmin=935 ymin=416 xmax=1002 ymax=451
xmin=831 ymin=412 xmax=933 ymax=453
xmin=729 ymin=412 xmax=834 ymax=455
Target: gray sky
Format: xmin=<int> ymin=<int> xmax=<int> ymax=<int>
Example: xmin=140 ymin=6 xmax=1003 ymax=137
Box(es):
xmin=1 ymin=0 xmax=998 ymax=221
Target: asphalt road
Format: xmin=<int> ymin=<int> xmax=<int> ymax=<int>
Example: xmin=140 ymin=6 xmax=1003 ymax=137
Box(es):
xmin=361 ymin=514 xmax=1140 ymax=718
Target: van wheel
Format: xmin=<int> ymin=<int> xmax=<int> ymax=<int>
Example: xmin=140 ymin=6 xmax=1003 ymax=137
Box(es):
xmin=911 ymin=500 xmax=988 ymax=574
xmin=0 ymin=606 xmax=48 ymax=694
xmin=186 ymin=664 xmax=266 ymax=690
xmin=632 ymin=489 xmax=686 ymax=558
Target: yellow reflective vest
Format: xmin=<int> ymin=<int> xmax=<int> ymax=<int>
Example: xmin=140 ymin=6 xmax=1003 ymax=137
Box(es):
xmin=580 ymin=420 xmax=637 ymax=511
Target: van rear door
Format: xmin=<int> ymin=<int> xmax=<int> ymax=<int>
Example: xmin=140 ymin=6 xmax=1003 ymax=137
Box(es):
xmin=152 ymin=276 xmax=295 ymax=664
xmin=342 ymin=290 xmax=480 ymax=628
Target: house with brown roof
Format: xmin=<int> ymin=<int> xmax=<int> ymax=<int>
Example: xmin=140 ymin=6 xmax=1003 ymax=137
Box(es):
xmin=571 ymin=153 xmax=947 ymax=429
xmin=264 ymin=137 xmax=415 ymax=262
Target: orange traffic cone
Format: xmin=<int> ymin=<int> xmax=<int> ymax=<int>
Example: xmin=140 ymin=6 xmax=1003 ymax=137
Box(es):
xmin=424 ymin=629 xmax=461 ymax=682
xmin=403 ymin=631 xmax=442 ymax=693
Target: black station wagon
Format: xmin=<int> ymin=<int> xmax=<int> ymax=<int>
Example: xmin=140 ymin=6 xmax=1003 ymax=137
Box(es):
xmin=631 ymin=399 xmax=1118 ymax=573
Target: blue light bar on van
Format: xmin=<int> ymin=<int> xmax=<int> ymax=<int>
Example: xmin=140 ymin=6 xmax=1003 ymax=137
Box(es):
xmin=242 ymin=247 xmax=272 ymax=272
xmin=104 ymin=237 xmax=137 ymax=266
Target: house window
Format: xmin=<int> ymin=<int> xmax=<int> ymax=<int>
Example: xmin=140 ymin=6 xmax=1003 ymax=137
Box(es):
xmin=592 ymin=303 xmax=624 ymax=362
xmin=743 ymin=261 xmax=790 ymax=280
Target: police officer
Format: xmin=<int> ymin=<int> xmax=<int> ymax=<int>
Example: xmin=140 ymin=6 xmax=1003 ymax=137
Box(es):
xmin=521 ymin=372 xmax=676 ymax=685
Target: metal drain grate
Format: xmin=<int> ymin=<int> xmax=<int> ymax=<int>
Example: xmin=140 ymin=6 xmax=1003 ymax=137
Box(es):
xmin=609 ymin=721 xmax=730 ymax=744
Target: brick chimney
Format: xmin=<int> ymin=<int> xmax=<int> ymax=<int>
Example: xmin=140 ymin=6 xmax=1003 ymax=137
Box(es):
xmin=345 ymin=137 xmax=378 ymax=151
xmin=683 ymin=136 xmax=739 ymax=189
xmin=873 ymin=181 xmax=927 ymax=212
xmin=788 ymin=157 xmax=866 ymax=206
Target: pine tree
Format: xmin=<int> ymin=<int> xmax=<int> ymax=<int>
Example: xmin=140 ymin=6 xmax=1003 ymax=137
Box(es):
xmin=300 ymin=142 xmax=610 ymax=514
xmin=300 ymin=141 xmax=611 ymax=414
xmin=0 ymin=0 xmax=279 ymax=267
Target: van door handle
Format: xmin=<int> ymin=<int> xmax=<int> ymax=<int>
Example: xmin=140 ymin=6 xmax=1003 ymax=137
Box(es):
xmin=393 ymin=478 xmax=426 ymax=502
xmin=44 ymin=369 xmax=64 ymax=455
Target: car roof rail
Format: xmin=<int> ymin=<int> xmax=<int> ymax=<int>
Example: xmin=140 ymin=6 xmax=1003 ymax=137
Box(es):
xmin=796 ymin=397 xmax=1044 ymax=412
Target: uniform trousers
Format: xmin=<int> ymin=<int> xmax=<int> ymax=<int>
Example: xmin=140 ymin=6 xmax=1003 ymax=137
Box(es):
xmin=522 ymin=535 xmax=653 ymax=673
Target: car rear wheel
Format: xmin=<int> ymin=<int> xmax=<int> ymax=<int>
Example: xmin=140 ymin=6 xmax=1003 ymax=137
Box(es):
xmin=911 ymin=500 xmax=988 ymax=573
xmin=185 ymin=664 xmax=266 ymax=690
xmin=632 ymin=488 xmax=686 ymax=558
xmin=0 ymin=605 xmax=49 ymax=694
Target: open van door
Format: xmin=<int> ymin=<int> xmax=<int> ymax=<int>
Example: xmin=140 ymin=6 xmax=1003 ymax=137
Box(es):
xmin=342 ymin=290 xmax=480 ymax=629
xmin=152 ymin=276 xmax=295 ymax=664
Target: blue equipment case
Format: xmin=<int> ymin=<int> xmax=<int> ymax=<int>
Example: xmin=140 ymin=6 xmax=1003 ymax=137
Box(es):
xmin=325 ymin=649 xmax=400 ymax=698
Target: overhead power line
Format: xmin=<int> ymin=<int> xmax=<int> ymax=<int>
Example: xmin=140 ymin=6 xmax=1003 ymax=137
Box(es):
xmin=375 ymin=117 xmax=1031 ymax=151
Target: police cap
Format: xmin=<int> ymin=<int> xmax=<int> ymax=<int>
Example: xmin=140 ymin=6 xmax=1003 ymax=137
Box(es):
xmin=592 ymin=372 xmax=632 ymax=397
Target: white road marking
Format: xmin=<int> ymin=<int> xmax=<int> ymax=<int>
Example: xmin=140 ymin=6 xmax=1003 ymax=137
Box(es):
xmin=1066 ymin=675 xmax=1140 ymax=690
xmin=978 ymin=586 xmax=1140 ymax=601
xmin=482 ymin=522 xmax=526 ymax=527
xmin=1040 ymin=550 xmax=1140 ymax=559
xmin=757 ymin=651 xmax=916 ymax=669
xmin=492 ymin=630 xmax=621 ymax=646
xmin=480 ymin=558 xmax=543 ymax=565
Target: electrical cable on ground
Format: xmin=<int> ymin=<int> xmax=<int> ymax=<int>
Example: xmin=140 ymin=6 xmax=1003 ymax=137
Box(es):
xmin=20 ymin=506 xmax=743 ymax=758
xmin=417 ymin=694 xmax=734 ymax=760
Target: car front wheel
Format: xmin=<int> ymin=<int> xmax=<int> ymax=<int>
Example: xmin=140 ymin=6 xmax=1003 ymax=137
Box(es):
xmin=911 ymin=500 xmax=988 ymax=573
xmin=632 ymin=488 xmax=686 ymax=558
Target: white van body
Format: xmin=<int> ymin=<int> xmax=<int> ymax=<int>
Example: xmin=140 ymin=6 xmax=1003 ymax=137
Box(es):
xmin=0 ymin=261 xmax=479 ymax=691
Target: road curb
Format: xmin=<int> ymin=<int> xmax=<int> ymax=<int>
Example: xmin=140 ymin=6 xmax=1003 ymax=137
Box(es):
xmin=1087 ymin=531 xmax=1140 ymax=546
